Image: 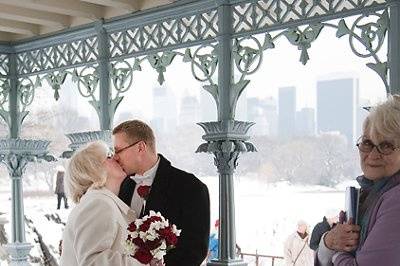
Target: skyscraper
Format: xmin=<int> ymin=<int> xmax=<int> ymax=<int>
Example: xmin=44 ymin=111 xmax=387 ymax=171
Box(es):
xmin=278 ymin=86 xmax=296 ymax=139
xmin=151 ymin=86 xmax=177 ymax=134
xmin=296 ymin=107 xmax=315 ymax=136
xmin=316 ymin=76 xmax=359 ymax=145
xmin=179 ymin=95 xmax=201 ymax=126
xmin=247 ymin=96 xmax=278 ymax=136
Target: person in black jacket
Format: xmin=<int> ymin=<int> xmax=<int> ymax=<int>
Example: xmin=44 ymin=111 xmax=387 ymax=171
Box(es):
xmin=113 ymin=119 xmax=210 ymax=266
xmin=309 ymin=209 xmax=339 ymax=251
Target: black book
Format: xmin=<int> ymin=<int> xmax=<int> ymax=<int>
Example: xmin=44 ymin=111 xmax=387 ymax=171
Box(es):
xmin=345 ymin=186 xmax=360 ymax=225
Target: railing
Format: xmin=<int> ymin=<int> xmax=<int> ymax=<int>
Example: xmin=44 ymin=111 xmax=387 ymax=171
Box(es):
xmin=240 ymin=251 xmax=284 ymax=266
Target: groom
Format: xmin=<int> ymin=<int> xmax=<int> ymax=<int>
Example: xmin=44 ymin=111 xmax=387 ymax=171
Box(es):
xmin=113 ymin=120 xmax=210 ymax=266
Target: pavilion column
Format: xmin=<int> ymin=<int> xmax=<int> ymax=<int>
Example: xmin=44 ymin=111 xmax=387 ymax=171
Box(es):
xmin=388 ymin=0 xmax=400 ymax=94
xmin=2 ymin=53 xmax=34 ymax=266
xmin=8 ymin=53 xmax=19 ymax=138
xmin=200 ymin=1 xmax=253 ymax=265
xmin=96 ymin=20 xmax=112 ymax=130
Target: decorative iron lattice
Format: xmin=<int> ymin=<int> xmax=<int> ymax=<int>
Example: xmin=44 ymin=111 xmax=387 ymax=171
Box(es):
xmin=17 ymin=37 xmax=98 ymax=76
xmin=232 ymin=0 xmax=387 ymax=34
xmin=109 ymin=10 xmax=218 ymax=59
xmin=0 ymin=54 xmax=8 ymax=76
xmin=233 ymin=9 xmax=388 ymax=91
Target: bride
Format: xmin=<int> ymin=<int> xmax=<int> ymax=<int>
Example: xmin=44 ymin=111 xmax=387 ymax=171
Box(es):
xmin=60 ymin=141 xmax=161 ymax=266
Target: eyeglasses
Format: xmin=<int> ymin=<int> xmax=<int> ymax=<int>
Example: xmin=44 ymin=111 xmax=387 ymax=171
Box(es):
xmin=356 ymin=137 xmax=399 ymax=155
xmin=113 ymin=140 xmax=142 ymax=156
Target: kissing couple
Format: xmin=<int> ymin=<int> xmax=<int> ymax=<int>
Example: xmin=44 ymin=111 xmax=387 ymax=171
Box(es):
xmin=60 ymin=120 xmax=210 ymax=266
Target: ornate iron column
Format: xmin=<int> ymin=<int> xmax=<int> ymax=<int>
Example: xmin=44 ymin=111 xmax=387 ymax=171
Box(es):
xmin=8 ymin=53 xmax=19 ymax=139
xmin=389 ymin=0 xmax=400 ymax=94
xmin=61 ymin=130 xmax=112 ymax=158
xmin=0 ymin=139 xmax=54 ymax=265
xmin=197 ymin=1 xmax=255 ymax=265
xmin=96 ymin=21 xmax=112 ymax=130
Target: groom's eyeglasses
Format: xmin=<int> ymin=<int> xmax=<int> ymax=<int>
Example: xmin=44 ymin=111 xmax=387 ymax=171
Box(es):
xmin=114 ymin=140 xmax=142 ymax=156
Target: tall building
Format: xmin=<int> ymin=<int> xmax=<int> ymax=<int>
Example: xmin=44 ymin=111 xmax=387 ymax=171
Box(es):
xmin=179 ymin=95 xmax=201 ymax=126
xmin=295 ymin=107 xmax=315 ymax=136
xmin=316 ymin=76 xmax=359 ymax=145
xmin=278 ymin=86 xmax=296 ymax=139
xmin=151 ymin=86 xmax=177 ymax=134
xmin=200 ymin=88 xmax=217 ymax=121
xmin=247 ymin=96 xmax=278 ymax=136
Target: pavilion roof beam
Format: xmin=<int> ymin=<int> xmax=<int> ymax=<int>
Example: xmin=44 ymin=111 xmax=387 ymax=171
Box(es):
xmin=0 ymin=18 xmax=39 ymax=36
xmin=0 ymin=4 xmax=70 ymax=27
xmin=0 ymin=0 xmax=104 ymax=20
xmin=80 ymin=0 xmax=140 ymax=11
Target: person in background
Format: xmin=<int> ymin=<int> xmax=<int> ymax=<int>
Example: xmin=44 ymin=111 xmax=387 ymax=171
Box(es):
xmin=55 ymin=169 xmax=69 ymax=210
xmin=0 ymin=213 xmax=8 ymax=262
xmin=208 ymin=219 xmax=219 ymax=261
xmin=316 ymin=95 xmax=400 ymax=265
xmin=206 ymin=219 xmax=241 ymax=263
xmin=283 ymin=220 xmax=314 ymax=266
xmin=310 ymin=209 xmax=339 ymax=251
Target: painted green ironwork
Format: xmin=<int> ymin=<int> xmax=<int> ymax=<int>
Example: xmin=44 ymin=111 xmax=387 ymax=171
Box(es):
xmin=232 ymin=0 xmax=387 ymax=35
xmin=0 ymin=1 xmax=396 ymax=266
xmin=17 ymin=36 xmax=98 ymax=77
xmin=109 ymin=9 xmax=218 ymax=60
xmin=233 ymin=9 xmax=389 ymax=91
xmin=0 ymin=138 xmax=55 ymax=265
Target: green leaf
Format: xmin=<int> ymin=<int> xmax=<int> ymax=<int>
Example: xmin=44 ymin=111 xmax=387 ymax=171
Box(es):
xmin=132 ymin=59 xmax=142 ymax=71
xmin=336 ymin=19 xmax=350 ymax=38
xmin=183 ymin=48 xmax=192 ymax=62
xmin=263 ymin=33 xmax=275 ymax=49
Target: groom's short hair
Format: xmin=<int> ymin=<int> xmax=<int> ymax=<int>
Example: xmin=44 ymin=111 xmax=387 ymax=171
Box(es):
xmin=113 ymin=120 xmax=156 ymax=153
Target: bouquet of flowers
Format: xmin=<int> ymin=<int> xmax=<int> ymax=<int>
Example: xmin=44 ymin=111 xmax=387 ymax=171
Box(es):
xmin=125 ymin=210 xmax=181 ymax=264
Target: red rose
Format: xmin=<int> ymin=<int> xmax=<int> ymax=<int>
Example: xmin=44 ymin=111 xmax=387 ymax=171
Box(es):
xmin=165 ymin=230 xmax=178 ymax=246
xmin=127 ymin=222 xmax=137 ymax=232
xmin=137 ymin=185 xmax=151 ymax=199
xmin=132 ymin=237 xmax=145 ymax=247
xmin=146 ymin=238 xmax=162 ymax=250
xmin=134 ymin=247 xmax=153 ymax=264
xmin=139 ymin=221 xmax=150 ymax=232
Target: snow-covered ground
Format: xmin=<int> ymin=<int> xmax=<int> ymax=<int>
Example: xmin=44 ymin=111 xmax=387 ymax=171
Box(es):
xmin=0 ymin=175 xmax=358 ymax=266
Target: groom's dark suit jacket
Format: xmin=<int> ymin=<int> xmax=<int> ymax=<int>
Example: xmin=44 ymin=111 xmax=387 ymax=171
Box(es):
xmin=118 ymin=154 xmax=210 ymax=266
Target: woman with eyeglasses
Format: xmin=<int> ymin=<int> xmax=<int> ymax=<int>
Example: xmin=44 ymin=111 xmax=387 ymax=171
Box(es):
xmin=316 ymin=95 xmax=400 ymax=266
xmin=60 ymin=141 xmax=162 ymax=266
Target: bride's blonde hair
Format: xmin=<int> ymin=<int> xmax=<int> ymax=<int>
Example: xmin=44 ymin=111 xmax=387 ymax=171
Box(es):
xmin=66 ymin=141 xmax=108 ymax=203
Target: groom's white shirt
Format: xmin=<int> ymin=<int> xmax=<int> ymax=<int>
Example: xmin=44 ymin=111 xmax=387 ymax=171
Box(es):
xmin=130 ymin=156 xmax=160 ymax=215
xmin=60 ymin=188 xmax=143 ymax=266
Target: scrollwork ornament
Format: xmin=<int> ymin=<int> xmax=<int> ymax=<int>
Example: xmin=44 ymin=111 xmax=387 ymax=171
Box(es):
xmin=18 ymin=78 xmax=35 ymax=108
xmin=332 ymin=10 xmax=389 ymax=91
xmin=5 ymin=153 xmax=34 ymax=178
xmin=233 ymin=36 xmax=264 ymax=75
xmin=43 ymin=71 xmax=68 ymax=101
xmin=213 ymin=147 xmax=240 ymax=175
xmin=186 ymin=45 xmax=218 ymax=82
xmin=72 ymin=66 xmax=99 ymax=98
xmin=0 ymin=78 xmax=9 ymax=107
xmin=147 ymin=51 xmax=177 ymax=85
xmin=110 ymin=60 xmax=134 ymax=94
xmin=345 ymin=11 xmax=388 ymax=58
xmin=283 ymin=23 xmax=324 ymax=65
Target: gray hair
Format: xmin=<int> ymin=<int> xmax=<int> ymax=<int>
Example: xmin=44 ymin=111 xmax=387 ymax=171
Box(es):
xmin=363 ymin=95 xmax=400 ymax=145
xmin=66 ymin=141 xmax=109 ymax=203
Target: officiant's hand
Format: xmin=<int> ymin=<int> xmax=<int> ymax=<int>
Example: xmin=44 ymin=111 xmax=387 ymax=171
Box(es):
xmin=324 ymin=219 xmax=360 ymax=252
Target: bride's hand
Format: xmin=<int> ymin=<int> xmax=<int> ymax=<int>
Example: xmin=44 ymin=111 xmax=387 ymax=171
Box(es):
xmin=149 ymin=258 xmax=164 ymax=266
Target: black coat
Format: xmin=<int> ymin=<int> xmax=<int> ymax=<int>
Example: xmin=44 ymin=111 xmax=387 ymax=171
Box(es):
xmin=310 ymin=217 xmax=332 ymax=251
xmin=118 ymin=154 xmax=210 ymax=266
